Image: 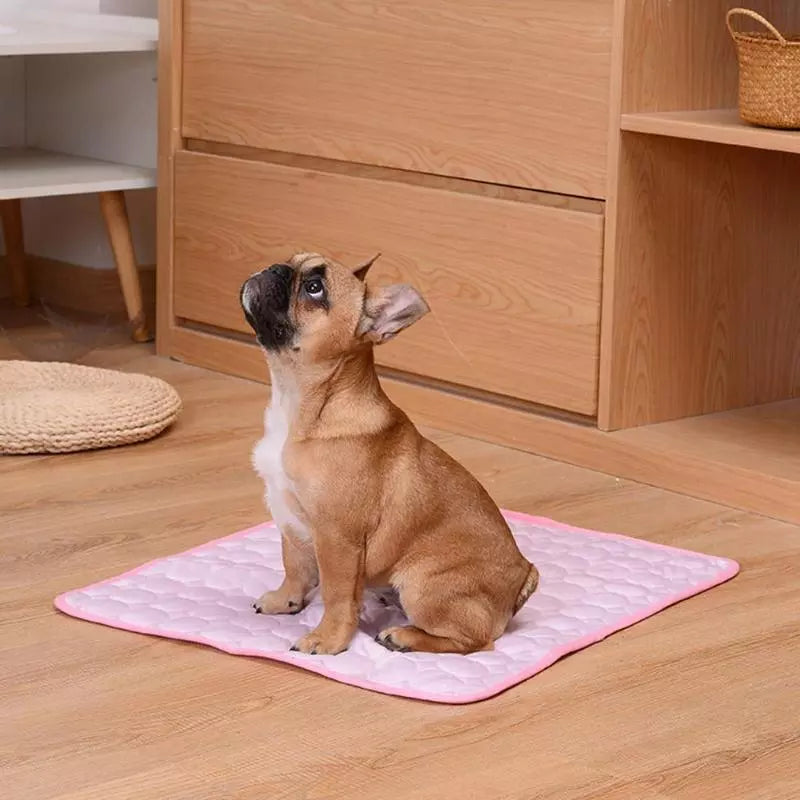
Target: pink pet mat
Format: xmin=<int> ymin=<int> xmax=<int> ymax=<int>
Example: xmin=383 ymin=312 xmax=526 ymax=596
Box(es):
xmin=55 ymin=512 xmax=738 ymax=704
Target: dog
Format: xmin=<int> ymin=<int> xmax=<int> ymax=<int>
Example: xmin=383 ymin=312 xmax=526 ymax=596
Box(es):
xmin=240 ymin=252 xmax=539 ymax=655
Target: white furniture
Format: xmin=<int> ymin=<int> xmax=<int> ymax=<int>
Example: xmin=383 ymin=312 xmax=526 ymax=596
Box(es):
xmin=0 ymin=148 xmax=155 ymax=199
xmin=0 ymin=9 xmax=157 ymax=55
xmin=0 ymin=9 xmax=157 ymax=341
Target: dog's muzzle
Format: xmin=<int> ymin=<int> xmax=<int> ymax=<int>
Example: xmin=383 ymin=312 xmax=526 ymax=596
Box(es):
xmin=240 ymin=263 xmax=296 ymax=351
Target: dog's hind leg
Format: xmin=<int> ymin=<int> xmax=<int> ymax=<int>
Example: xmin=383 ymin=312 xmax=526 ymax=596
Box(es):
xmin=254 ymin=528 xmax=318 ymax=614
xmin=375 ymin=625 xmax=493 ymax=654
xmin=375 ymin=595 xmax=496 ymax=654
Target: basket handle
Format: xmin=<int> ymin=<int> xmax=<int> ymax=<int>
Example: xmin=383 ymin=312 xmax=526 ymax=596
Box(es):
xmin=726 ymin=8 xmax=787 ymax=45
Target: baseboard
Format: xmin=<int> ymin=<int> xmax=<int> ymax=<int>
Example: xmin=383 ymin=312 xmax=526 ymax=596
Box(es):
xmin=0 ymin=254 xmax=156 ymax=321
xmin=161 ymin=322 xmax=800 ymax=526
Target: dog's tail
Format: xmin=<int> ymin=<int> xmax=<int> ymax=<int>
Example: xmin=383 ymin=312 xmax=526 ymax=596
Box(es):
xmin=513 ymin=561 xmax=540 ymax=615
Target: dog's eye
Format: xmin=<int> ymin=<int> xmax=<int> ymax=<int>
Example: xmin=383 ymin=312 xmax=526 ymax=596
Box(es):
xmin=304 ymin=278 xmax=325 ymax=301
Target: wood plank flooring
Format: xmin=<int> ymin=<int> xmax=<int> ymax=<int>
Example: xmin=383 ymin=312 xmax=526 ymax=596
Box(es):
xmin=1 ymin=337 xmax=798 ymax=800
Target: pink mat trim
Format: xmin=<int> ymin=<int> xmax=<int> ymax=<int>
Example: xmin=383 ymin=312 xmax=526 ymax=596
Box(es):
xmin=54 ymin=513 xmax=740 ymax=704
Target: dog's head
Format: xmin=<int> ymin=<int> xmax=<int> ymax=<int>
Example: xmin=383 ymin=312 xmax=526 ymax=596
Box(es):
xmin=240 ymin=252 xmax=429 ymax=364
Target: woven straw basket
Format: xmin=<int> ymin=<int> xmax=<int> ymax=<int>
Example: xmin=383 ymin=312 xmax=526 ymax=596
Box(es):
xmin=727 ymin=8 xmax=800 ymax=129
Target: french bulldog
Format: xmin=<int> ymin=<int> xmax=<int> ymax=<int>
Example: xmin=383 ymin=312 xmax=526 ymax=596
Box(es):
xmin=240 ymin=252 xmax=538 ymax=655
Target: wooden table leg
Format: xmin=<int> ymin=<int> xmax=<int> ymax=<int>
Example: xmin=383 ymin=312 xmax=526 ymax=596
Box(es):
xmin=99 ymin=190 xmax=150 ymax=342
xmin=1 ymin=198 xmax=30 ymax=307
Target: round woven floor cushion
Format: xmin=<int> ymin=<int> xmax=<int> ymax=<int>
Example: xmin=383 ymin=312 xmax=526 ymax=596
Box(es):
xmin=0 ymin=361 xmax=182 ymax=455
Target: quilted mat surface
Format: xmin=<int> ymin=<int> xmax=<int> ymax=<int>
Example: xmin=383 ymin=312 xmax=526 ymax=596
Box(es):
xmin=55 ymin=512 xmax=739 ymax=703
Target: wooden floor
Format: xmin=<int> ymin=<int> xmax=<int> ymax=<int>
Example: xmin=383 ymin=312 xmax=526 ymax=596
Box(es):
xmin=2 ymin=338 xmax=799 ymax=800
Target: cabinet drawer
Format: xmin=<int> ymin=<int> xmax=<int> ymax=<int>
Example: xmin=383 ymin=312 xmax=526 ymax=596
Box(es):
xmin=182 ymin=0 xmax=612 ymax=198
xmin=174 ymin=151 xmax=603 ymax=414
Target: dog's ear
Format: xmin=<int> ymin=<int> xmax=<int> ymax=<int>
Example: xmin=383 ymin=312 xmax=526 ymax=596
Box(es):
xmin=353 ymin=252 xmax=382 ymax=282
xmin=358 ymin=284 xmax=429 ymax=343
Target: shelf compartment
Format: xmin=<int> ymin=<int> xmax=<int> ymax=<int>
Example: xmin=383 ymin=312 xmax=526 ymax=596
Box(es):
xmin=621 ymin=109 xmax=800 ymax=155
xmin=0 ymin=148 xmax=156 ymax=200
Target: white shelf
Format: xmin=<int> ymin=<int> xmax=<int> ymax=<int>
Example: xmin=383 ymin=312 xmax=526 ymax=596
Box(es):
xmin=0 ymin=148 xmax=156 ymax=200
xmin=0 ymin=11 xmax=157 ymax=56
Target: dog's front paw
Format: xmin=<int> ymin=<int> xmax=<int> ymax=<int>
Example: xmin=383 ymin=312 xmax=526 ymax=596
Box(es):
xmin=253 ymin=588 xmax=305 ymax=615
xmin=290 ymin=625 xmax=351 ymax=656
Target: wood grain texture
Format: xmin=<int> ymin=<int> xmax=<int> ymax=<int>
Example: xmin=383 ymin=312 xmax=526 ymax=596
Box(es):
xmin=173 ymin=151 xmax=604 ymax=414
xmin=2 ymin=334 xmax=798 ymax=800
xmin=598 ymin=0 xmax=628 ymax=433
xmin=155 ymin=0 xmax=182 ymax=355
xmin=601 ymin=135 xmax=800 ymax=428
xmin=599 ymin=1 xmax=800 ymax=429
xmin=99 ymin=190 xmax=149 ymax=342
xmin=620 ymin=0 xmax=800 ymax=113
xmin=185 ymin=139 xmax=606 ymax=217
xmin=182 ymin=0 xmax=613 ymax=198
xmin=168 ymin=325 xmax=800 ymax=526
xmin=621 ymin=109 xmax=800 ymax=154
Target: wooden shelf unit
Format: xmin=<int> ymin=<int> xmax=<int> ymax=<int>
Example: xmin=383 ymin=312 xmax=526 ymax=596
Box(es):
xmin=621 ymin=109 xmax=800 ymax=154
xmin=157 ymin=0 xmax=800 ymax=525
xmin=596 ymin=0 xmax=800 ymax=519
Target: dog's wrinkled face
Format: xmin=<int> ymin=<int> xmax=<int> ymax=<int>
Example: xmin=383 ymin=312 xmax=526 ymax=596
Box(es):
xmin=240 ymin=252 xmax=429 ymax=364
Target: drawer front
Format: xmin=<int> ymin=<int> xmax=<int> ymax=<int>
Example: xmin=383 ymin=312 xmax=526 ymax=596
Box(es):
xmin=182 ymin=0 xmax=613 ymax=199
xmin=174 ymin=151 xmax=603 ymax=414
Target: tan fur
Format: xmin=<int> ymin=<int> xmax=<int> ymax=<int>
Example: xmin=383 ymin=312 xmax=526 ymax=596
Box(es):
xmin=247 ymin=253 xmax=539 ymax=655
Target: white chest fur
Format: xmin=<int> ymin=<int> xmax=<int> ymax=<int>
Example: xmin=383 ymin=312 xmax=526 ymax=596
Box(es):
xmin=251 ymin=381 xmax=310 ymax=540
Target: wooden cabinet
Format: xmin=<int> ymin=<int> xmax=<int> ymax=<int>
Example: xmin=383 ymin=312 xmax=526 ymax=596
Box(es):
xmin=165 ymin=0 xmax=608 ymax=419
xmin=182 ymin=0 xmax=613 ymax=198
xmin=173 ymin=152 xmax=603 ymax=414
